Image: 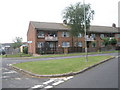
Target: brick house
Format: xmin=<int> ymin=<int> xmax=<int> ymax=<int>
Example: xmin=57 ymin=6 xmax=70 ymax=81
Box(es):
xmin=27 ymin=21 xmax=120 ymax=55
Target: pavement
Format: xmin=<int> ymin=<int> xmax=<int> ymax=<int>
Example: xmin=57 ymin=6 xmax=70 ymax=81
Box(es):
xmin=1 ymin=53 xmax=119 ymax=89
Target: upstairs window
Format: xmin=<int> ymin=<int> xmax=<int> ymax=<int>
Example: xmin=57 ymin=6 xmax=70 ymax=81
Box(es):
xmin=118 ymin=34 xmax=120 ymax=38
xmin=100 ymin=34 xmax=104 ymax=38
xmin=91 ymin=34 xmax=96 ymax=38
xmin=38 ymin=31 xmax=44 ymax=38
xmin=78 ymin=33 xmax=82 ymax=38
xmin=62 ymin=32 xmax=69 ymax=37
xmin=62 ymin=42 xmax=70 ymax=47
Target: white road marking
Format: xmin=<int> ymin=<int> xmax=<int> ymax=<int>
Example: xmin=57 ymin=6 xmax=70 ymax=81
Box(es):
xmin=2 ymin=68 xmax=8 ymax=71
xmin=14 ymin=78 xmax=21 ymax=80
xmin=43 ymin=79 xmax=54 ymax=85
xmin=52 ymin=80 xmax=64 ymax=86
xmin=31 ymin=85 xmax=43 ymax=89
xmin=44 ymin=85 xmax=53 ymax=89
xmin=3 ymin=71 xmax=17 ymax=74
xmin=66 ymin=76 xmax=73 ymax=80
xmin=2 ymin=76 xmax=10 ymax=79
xmin=30 ymin=76 xmax=74 ymax=89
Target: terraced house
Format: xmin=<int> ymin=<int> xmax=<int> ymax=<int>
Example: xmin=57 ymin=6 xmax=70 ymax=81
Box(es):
xmin=27 ymin=21 xmax=120 ymax=55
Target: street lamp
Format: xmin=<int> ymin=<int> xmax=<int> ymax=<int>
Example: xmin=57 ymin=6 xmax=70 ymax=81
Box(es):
xmin=83 ymin=0 xmax=88 ymax=62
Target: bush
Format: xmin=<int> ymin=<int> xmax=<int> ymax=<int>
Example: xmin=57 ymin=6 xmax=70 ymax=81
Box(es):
xmin=23 ymin=47 xmax=28 ymax=54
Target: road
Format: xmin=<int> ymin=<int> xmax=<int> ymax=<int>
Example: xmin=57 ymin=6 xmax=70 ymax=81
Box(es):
xmin=54 ymin=55 xmax=119 ymax=88
xmin=1 ymin=53 xmax=119 ymax=89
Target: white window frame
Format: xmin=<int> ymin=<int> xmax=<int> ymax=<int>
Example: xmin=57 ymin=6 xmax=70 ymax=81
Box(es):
xmin=37 ymin=42 xmax=44 ymax=48
xmin=38 ymin=31 xmax=45 ymax=38
xmin=62 ymin=32 xmax=69 ymax=37
xmin=78 ymin=33 xmax=82 ymax=38
xmin=62 ymin=42 xmax=70 ymax=47
xmin=100 ymin=34 xmax=104 ymax=38
xmin=91 ymin=34 xmax=96 ymax=38
xmin=77 ymin=42 xmax=82 ymax=47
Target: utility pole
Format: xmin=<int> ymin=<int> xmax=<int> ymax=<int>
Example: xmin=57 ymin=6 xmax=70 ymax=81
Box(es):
xmin=83 ymin=0 xmax=88 ymax=62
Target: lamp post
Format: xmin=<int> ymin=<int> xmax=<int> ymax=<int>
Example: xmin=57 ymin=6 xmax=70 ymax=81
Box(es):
xmin=83 ymin=0 xmax=88 ymax=62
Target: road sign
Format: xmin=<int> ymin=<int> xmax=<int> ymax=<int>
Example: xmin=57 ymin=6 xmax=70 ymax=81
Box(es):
xmin=27 ymin=41 xmax=32 ymax=43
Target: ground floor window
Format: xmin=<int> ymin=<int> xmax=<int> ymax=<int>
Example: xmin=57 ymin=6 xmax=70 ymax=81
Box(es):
xmin=37 ymin=42 xmax=44 ymax=48
xmin=62 ymin=42 xmax=70 ymax=47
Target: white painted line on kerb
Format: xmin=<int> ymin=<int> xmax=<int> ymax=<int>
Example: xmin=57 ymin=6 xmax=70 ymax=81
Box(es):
xmin=31 ymin=85 xmax=43 ymax=89
xmin=44 ymin=85 xmax=53 ymax=89
xmin=65 ymin=76 xmax=74 ymax=80
xmin=43 ymin=79 xmax=54 ymax=85
xmin=52 ymin=80 xmax=64 ymax=86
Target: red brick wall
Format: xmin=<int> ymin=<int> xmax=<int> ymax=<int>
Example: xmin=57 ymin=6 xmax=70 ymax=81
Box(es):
xmin=27 ymin=22 xmax=37 ymax=54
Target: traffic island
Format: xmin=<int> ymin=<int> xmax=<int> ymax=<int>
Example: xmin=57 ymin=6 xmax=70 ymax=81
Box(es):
xmin=9 ymin=56 xmax=115 ymax=78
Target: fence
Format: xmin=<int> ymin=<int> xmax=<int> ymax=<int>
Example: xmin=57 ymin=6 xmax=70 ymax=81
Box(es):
xmin=36 ymin=46 xmax=117 ymax=54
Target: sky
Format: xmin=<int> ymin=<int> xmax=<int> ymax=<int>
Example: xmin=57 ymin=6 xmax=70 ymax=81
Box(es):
xmin=0 ymin=0 xmax=119 ymax=43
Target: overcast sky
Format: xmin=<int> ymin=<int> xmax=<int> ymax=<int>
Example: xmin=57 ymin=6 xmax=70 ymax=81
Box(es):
xmin=0 ymin=0 xmax=119 ymax=43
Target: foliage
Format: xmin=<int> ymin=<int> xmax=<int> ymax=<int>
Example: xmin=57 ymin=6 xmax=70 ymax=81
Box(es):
xmin=63 ymin=2 xmax=94 ymax=37
xmin=102 ymin=38 xmax=117 ymax=46
xmin=102 ymin=38 xmax=110 ymax=47
xmin=12 ymin=37 xmax=23 ymax=49
xmin=109 ymin=38 xmax=117 ymax=45
xmin=23 ymin=47 xmax=28 ymax=54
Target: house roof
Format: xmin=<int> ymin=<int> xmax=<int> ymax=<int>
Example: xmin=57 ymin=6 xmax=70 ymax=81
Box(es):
xmin=89 ymin=26 xmax=118 ymax=33
xmin=30 ymin=21 xmax=119 ymax=33
xmin=31 ymin=21 xmax=70 ymax=31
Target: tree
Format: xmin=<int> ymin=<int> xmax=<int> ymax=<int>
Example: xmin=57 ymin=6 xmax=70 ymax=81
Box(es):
xmin=62 ymin=2 xmax=94 ymax=37
xmin=109 ymin=38 xmax=117 ymax=46
xmin=12 ymin=37 xmax=23 ymax=49
xmin=102 ymin=38 xmax=110 ymax=47
xmin=102 ymin=38 xmax=117 ymax=46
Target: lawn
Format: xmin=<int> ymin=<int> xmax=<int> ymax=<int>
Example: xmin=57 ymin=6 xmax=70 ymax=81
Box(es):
xmin=31 ymin=50 xmax=118 ymax=59
xmin=2 ymin=53 xmax=31 ymax=58
xmin=13 ymin=55 xmax=112 ymax=75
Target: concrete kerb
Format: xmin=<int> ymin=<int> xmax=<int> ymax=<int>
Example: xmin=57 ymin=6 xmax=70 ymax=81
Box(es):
xmin=8 ymin=56 xmax=115 ymax=78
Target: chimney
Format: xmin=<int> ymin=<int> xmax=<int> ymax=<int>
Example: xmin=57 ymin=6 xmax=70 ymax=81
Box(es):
xmin=63 ymin=20 xmax=67 ymax=25
xmin=112 ymin=23 xmax=116 ymax=28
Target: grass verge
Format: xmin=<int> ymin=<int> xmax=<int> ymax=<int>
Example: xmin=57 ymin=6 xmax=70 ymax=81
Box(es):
xmin=13 ymin=55 xmax=112 ymax=75
xmin=2 ymin=53 xmax=31 ymax=58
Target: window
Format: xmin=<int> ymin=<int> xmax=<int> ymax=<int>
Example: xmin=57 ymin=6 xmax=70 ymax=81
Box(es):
xmin=91 ymin=34 xmax=95 ymax=38
xmin=118 ymin=34 xmax=120 ymax=38
xmin=77 ymin=42 xmax=82 ymax=47
xmin=78 ymin=33 xmax=82 ymax=38
xmin=62 ymin=42 xmax=70 ymax=47
xmin=100 ymin=34 xmax=104 ymax=38
xmin=37 ymin=42 xmax=44 ymax=48
xmin=62 ymin=32 xmax=69 ymax=37
xmin=38 ymin=31 xmax=44 ymax=38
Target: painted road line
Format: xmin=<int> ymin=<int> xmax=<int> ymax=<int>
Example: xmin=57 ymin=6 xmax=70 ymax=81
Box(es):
xmin=43 ymin=79 xmax=54 ymax=85
xmin=14 ymin=78 xmax=21 ymax=80
xmin=3 ymin=70 xmax=17 ymax=74
xmin=2 ymin=68 xmax=8 ymax=71
xmin=31 ymin=85 xmax=44 ymax=89
xmin=2 ymin=76 xmax=10 ymax=79
xmin=44 ymin=85 xmax=53 ymax=89
xmin=66 ymin=76 xmax=74 ymax=80
xmin=52 ymin=80 xmax=64 ymax=86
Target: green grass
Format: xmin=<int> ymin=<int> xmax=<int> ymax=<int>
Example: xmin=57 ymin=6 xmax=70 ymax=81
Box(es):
xmin=13 ymin=55 xmax=112 ymax=75
xmin=31 ymin=50 xmax=118 ymax=59
xmin=2 ymin=53 xmax=31 ymax=58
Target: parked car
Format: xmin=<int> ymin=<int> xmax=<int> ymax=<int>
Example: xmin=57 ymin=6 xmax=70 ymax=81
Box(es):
xmin=0 ymin=49 xmax=6 ymax=55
